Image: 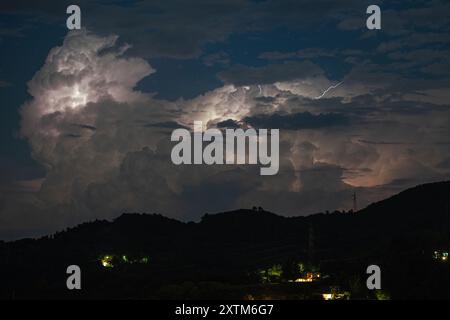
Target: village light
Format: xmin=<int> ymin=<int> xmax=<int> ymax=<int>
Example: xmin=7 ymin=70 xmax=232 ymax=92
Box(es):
xmin=100 ymin=255 xmax=114 ymax=268
xmin=99 ymin=254 xmax=150 ymax=268
xmin=322 ymin=293 xmax=333 ymax=300
xmin=433 ymin=250 xmax=449 ymax=262
xmin=294 ymin=272 xmax=321 ymax=283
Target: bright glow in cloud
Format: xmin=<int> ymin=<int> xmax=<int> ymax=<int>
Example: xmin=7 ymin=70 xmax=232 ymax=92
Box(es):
xmin=2 ymin=29 xmax=448 ymax=240
xmin=21 ymin=29 xmax=154 ymax=137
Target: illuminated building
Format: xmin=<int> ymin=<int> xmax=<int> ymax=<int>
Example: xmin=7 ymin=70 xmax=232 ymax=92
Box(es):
xmin=433 ymin=250 xmax=449 ymax=262
xmin=321 ymin=287 xmax=349 ymax=300
xmin=322 ymin=293 xmax=333 ymax=300
xmin=321 ymin=292 xmax=348 ymax=300
xmin=294 ymin=272 xmax=321 ymax=283
xmin=101 ymin=255 xmax=114 ymax=268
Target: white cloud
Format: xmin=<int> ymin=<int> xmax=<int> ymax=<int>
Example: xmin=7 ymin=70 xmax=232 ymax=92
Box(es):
xmin=2 ymin=29 xmax=450 ymax=240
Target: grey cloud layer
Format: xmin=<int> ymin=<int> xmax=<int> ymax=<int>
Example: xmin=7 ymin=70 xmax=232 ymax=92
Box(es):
xmin=1 ymin=0 xmax=450 ymax=239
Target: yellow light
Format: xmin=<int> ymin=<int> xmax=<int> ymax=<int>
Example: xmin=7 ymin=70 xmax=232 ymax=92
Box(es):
xmin=100 ymin=255 xmax=114 ymax=268
xmin=322 ymin=293 xmax=333 ymax=300
xmin=294 ymin=272 xmax=321 ymax=283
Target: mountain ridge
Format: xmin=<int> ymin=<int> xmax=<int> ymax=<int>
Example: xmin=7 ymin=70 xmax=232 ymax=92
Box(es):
xmin=7 ymin=180 xmax=449 ymax=245
xmin=1 ymin=180 xmax=449 ymax=299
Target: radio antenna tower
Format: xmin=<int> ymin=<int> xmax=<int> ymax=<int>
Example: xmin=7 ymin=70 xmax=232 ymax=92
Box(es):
xmin=352 ymin=192 xmax=357 ymax=213
xmin=308 ymin=222 xmax=315 ymax=268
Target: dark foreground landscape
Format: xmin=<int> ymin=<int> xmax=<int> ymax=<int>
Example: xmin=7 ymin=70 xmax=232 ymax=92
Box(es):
xmin=1 ymin=181 xmax=449 ymax=300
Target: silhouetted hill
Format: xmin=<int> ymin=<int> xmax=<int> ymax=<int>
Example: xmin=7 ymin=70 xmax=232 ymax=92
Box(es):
xmin=0 ymin=181 xmax=449 ymax=299
xmin=362 ymin=180 xmax=450 ymax=224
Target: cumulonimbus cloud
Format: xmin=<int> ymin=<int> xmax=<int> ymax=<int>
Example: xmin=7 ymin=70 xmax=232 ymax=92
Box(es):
xmin=2 ymin=28 xmax=449 ymax=240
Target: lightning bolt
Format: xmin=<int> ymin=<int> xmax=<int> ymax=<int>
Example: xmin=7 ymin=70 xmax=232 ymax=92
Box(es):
xmin=313 ymin=81 xmax=343 ymax=100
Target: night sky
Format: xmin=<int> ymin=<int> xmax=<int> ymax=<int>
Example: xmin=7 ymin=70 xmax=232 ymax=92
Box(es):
xmin=1 ymin=0 xmax=450 ymax=240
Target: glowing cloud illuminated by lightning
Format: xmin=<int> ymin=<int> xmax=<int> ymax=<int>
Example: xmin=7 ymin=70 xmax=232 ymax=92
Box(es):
xmin=21 ymin=29 xmax=154 ymax=139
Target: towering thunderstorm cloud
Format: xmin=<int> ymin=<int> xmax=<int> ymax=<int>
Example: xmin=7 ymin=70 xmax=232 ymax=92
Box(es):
xmin=1 ymin=26 xmax=447 ymax=240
